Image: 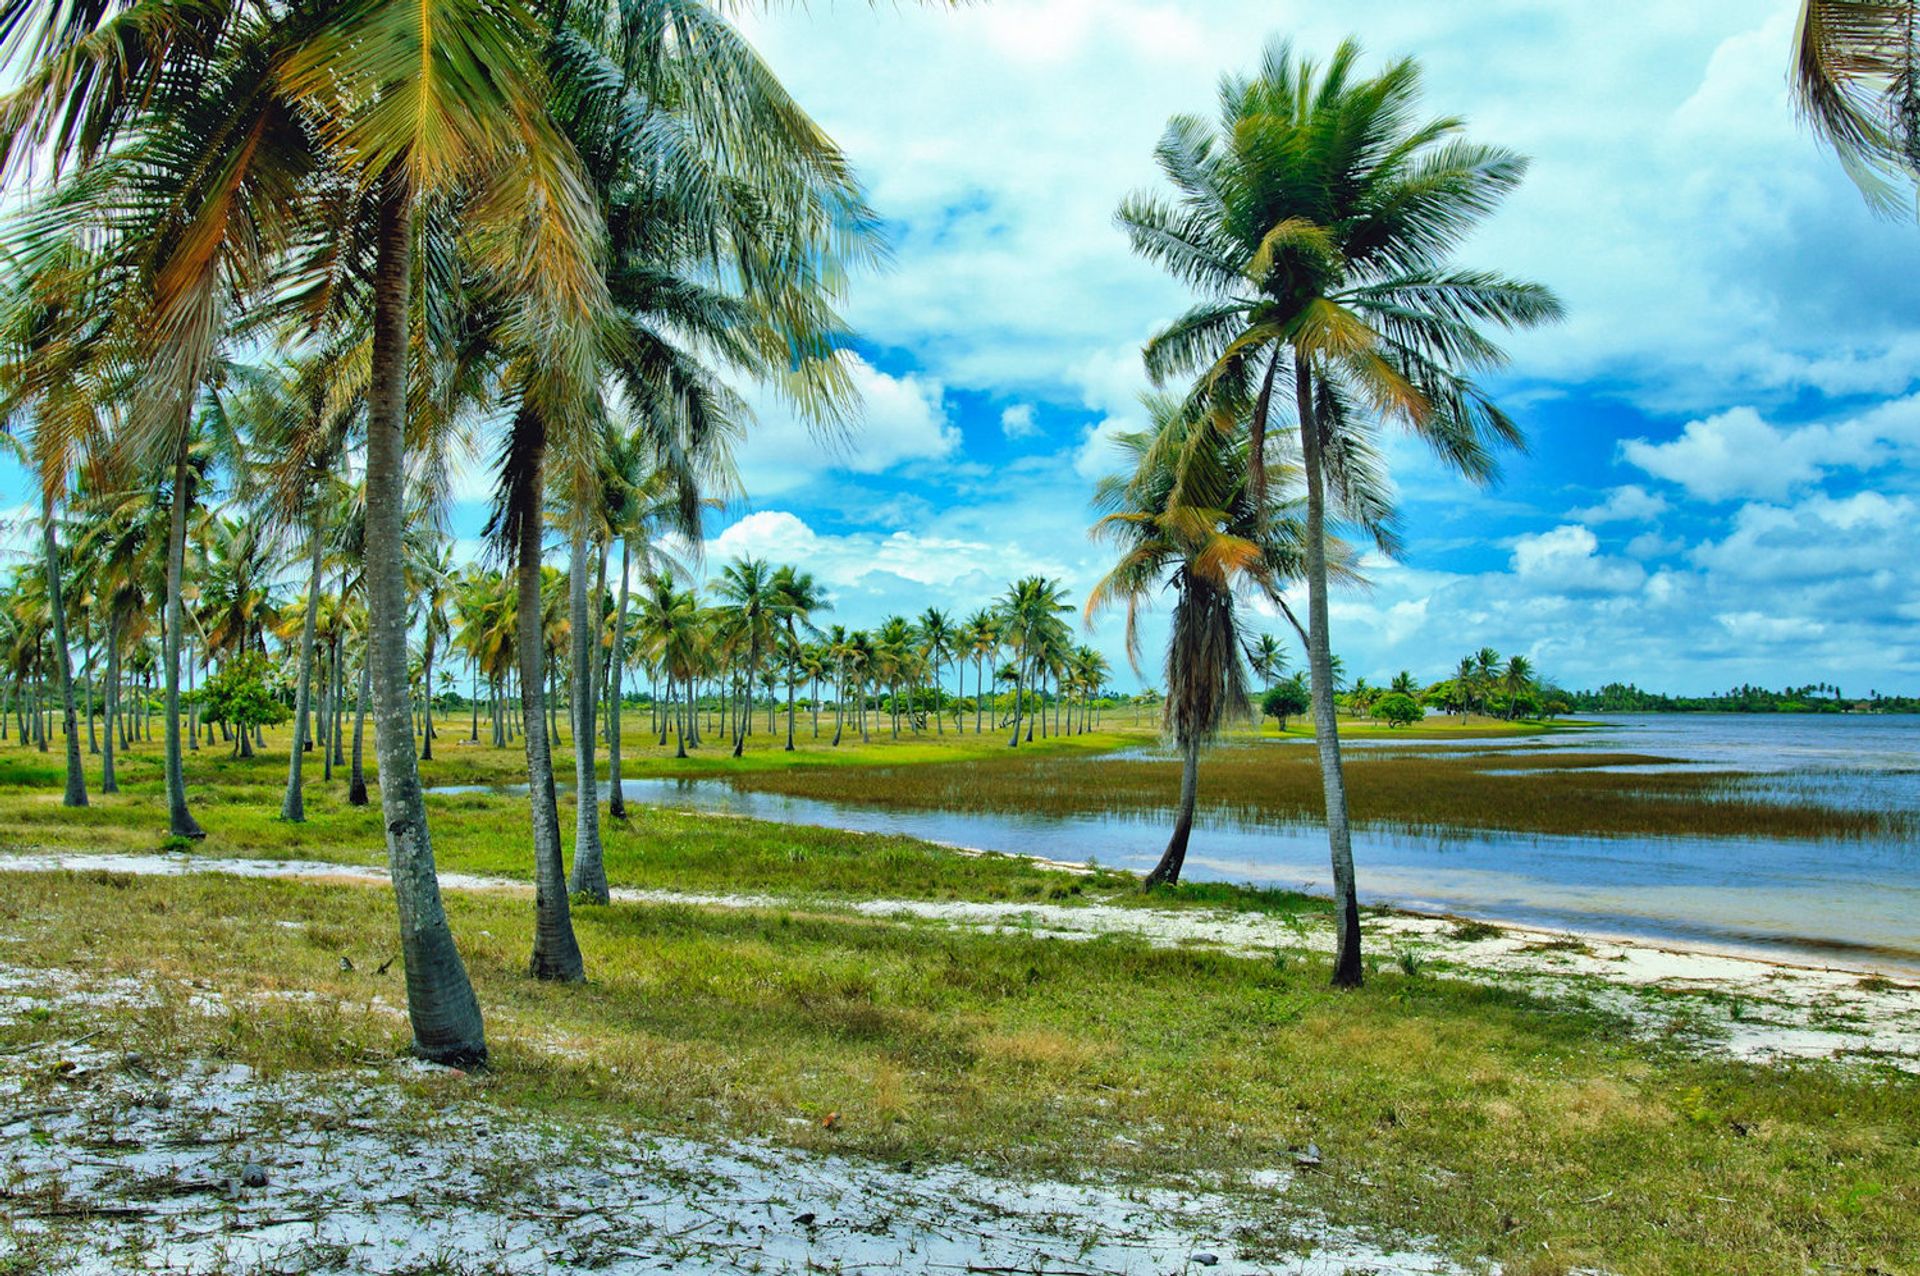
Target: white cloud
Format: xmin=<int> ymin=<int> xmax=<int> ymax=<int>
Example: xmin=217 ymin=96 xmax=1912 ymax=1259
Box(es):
xmin=1073 ymin=415 xmax=1140 ymax=480
xmin=1508 ymin=524 xmax=1647 ymax=594
xmin=1689 ymin=490 xmax=1917 ymax=582
xmin=1622 ymin=399 xmax=1920 ymax=501
xmin=1571 ymin=484 xmax=1668 ymax=524
xmin=732 ymin=355 xmax=960 ymax=497
xmin=999 ymin=403 xmax=1040 ymax=440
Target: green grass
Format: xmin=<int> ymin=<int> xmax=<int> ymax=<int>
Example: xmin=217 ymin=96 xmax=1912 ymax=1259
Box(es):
xmin=721 ymin=743 xmax=1902 ymax=841
xmin=1 ymin=868 xmax=1913 ymax=1273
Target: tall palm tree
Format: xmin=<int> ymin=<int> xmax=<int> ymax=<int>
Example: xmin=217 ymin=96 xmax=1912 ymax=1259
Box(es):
xmin=1120 ymin=38 xmax=1561 ymax=984
xmin=1088 ymin=395 xmax=1317 ymax=887
xmin=1501 ymin=653 xmax=1534 ymax=720
xmin=411 ymin=531 xmax=457 ymax=762
xmin=964 ymin=609 xmax=999 ymax=734
xmin=918 ymin=607 xmax=955 ymax=735
xmin=0 ymin=250 xmax=114 ymax=809
xmin=772 ymin=566 xmax=828 ymax=751
xmin=998 ymin=576 xmax=1071 ymax=748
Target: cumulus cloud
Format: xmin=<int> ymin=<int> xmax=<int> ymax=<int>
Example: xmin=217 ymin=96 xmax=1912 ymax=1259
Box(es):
xmin=999 ymin=403 xmax=1040 ymax=439
xmin=1571 ymin=485 xmax=1668 ymax=524
xmin=731 ymin=355 xmax=961 ymax=497
xmin=1621 ymin=397 xmax=1920 ymax=501
xmin=1508 ymin=524 xmax=1647 ymax=594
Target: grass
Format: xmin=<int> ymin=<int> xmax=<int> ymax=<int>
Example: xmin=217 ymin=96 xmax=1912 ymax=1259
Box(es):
xmin=1 ymin=868 xmax=1914 ymax=1273
xmin=4 ymin=709 xmax=1894 ymax=857
xmin=721 ymin=742 xmax=1904 ymax=841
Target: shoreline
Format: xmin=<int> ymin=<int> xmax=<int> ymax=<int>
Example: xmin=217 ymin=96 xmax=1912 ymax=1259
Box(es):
xmin=4 ymin=843 xmax=1914 ymax=1072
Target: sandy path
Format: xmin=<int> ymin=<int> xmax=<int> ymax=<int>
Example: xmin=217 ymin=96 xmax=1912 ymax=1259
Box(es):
xmin=4 ymin=848 xmax=1917 ymax=1071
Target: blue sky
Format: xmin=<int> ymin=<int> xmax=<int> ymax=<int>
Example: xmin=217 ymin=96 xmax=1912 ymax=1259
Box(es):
xmin=4 ymin=0 xmax=1918 ymax=695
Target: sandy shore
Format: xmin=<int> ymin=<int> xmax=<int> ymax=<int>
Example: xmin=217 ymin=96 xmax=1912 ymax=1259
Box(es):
xmin=2 ymin=847 xmax=1915 ymax=1072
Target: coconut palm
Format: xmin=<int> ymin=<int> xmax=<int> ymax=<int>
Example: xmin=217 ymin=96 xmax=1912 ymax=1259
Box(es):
xmin=917 ymin=608 xmax=955 ymax=735
xmin=1792 ymin=2 xmax=1920 ymax=212
xmin=964 ymin=609 xmax=1000 ymax=734
xmin=0 ymin=249 xmax=115 ymax=809
xmin=1247 ymin=633 xmax=1287 ymax=690
xmin=1119 ymin=38 xmax=1562 ymax=983
xmin=1088 ymin=394 xmax=1319 ymax=887
xmin=998 ymin=577 xmax=1071 ymax=747
xmin=1501 ymin=654 xmax=1534 ymax=720
xmin=772 ymin=567 xmax=829 ymax=751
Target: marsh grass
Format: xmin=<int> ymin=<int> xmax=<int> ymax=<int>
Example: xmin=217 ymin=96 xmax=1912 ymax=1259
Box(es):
xmin=722 ymin=744 xmax=1906 ymax=840
xmin=2 ymin=869 xmax=1915 ymax=1273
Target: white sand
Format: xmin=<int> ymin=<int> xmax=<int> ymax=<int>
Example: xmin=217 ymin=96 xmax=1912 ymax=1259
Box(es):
xmin=0 ymin=963 xmax=1464 ymax=1275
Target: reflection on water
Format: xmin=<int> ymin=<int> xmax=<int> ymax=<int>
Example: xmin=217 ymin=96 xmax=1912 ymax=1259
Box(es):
xmin=428 ymin=714 xmax=1920 ymax=972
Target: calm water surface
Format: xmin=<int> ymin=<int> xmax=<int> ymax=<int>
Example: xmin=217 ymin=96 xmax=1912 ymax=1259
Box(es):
xmin=434 ymin=714 xmax=1920 ymax=971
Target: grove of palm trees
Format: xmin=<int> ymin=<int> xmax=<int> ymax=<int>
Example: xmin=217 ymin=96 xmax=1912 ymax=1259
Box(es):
xmin=1 ymin=4 xmax=1916 ymax=1274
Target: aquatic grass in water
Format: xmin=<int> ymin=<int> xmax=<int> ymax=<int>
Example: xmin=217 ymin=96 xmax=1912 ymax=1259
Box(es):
xmin=719 ymin=744 xmax=1907 ymax=841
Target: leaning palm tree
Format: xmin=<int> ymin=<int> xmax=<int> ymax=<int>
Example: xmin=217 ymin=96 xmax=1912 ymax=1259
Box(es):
xmin=1088 ymin=394 xmax=1322 ymax=888
xmin=1119 ymin=38 xmax=1563 ymax=984
xmin=1792 ymin=2 xmax=1920 ymax=212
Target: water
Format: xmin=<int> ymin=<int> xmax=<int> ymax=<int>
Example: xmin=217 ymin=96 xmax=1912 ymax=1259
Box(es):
xmin=430 ymin=714 xmax=1920 ymax=972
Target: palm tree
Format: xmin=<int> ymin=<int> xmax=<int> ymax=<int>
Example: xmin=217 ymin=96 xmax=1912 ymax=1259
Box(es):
xmin=0 ymin=251 xmax=112 ymax=809
xmin=918 ymin=608 xmax=955 ymax=735
xmin=1247 ymin=633 xmax=1287 ymax=690
xmin=411 ymin=532 xmax=457 ymax=762
xmin=716 ymin=557 xmax=777 ymax=757
xmin=998 ymin=576 xmax=1071 ymax=747
xmin=1120 ymin=38 xmax=1562 ymax=984
xmin=1088 ymin=395 xmax=1314 ymax=888
xmin=964 ymin=609 xmax=1000 ymax=734
xmin=772 ymin=567 xmax=829 ymax=751
xmin=1792 ymin=3 xmax=1920 ymax=212
xmin=1501 ymin=654 xmax=1534 ymax=720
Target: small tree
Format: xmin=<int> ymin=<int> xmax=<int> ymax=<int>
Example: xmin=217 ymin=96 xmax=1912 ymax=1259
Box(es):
xmin=197 ymin=654 xmax=292 ymax=757
xmin=1374 ymin=692 xmax=1421 ymax=728
xmin=1262 ymin=676 xmax=1312 ymax=732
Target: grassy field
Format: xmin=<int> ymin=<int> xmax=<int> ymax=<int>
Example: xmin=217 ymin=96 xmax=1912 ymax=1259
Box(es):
xmin=3 ymin=713 xmax=1918 ymax=1271
xmin=1 ymin=866 xmax=1914 ymax=1273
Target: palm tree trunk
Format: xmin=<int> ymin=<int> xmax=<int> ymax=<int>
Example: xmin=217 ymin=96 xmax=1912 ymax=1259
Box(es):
xmin=321 ymin=643 xmax=335 ymax=782
xmin=608 ymin=536 xmax=630 ymax=819
xmin=162 ymin=445 xmax=201 ymax=837
xmin=281 ymin=522 xmax=326 ymax=822
xmin=419 ymin=624 xmax=436 ymax=761
xmin=512 ymin=461 xmax=586 ymax=979
xmin=83 ymin=608 xmax=97 ymax=756
xmin=1296 ymin=362 xmax=1362 ymax=988
xmin=976 ymin=656 xmax=985 ymax=735
xmin=101 ymin=612 xmax=120 ymax=794
xmin=40 ymin=489 xmax=86 ymax=807
xmin=349 ymin=658 xmax=370 ymax=806
xmin=1143 ymin=737 xmax=1199 ymax=889
xmin=365 ymin=172 xmax=487 ymax=1063
xmin=1006 ymin=666 xmax=1022 ymax=747
xmin=784 ymin=623 xmax=798 ymax=752
xmin=567 ymin=523 xmax=608 ymax=904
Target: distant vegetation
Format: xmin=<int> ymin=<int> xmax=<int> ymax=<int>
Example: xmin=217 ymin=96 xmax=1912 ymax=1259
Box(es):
xmin=1568 ymin=682 xmax=1920 ymax=714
